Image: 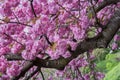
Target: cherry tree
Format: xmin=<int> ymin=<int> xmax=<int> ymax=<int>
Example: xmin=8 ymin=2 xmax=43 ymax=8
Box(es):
xmin=0 ymin=0 xmax=120 ymax=80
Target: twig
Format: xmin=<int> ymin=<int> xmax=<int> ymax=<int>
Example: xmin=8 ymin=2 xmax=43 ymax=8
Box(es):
xmin=29 ymin=0 xmax=37 ymax=17
xmin=44 ymin=34 xmax=53 ymax=46
xmin=39 ymin=68 xmax=45 ymax=80
xmin=55 ymin=1 xmax=80 ymax=21
xmin=4 ymin=33 xmax=24 ymax=47
xmin=5 ymin=54 xmax=24 ymax=61
xmin=0 ymin=19 xmax=32 ymax=27
xmin=76 ymin=67 xmax=85 ymax=80
xmin=12 ymin=12 xmax=20 ymax=23
xmin=86 ymin=52 xmax=96 ymax=80
xmin=24 ymin=67 xmax=39 ymax=80
xmin=90 ymin=0 xmax=99 ymax=22
xmin=78 ymin=0 xmax=81 ymax=18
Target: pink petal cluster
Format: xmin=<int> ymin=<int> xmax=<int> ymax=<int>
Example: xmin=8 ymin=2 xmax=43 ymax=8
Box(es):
xmin=0 ymin=0 xmax=119 ymax=79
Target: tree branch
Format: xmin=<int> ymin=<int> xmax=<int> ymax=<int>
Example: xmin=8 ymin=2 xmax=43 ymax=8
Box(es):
xmin=95 ymin=0 xmax=120 ymax=12
xmin=11 ymin=62 xmax=34 ymax=80
xmin=5 ymin=54 xmax=24 ymax=61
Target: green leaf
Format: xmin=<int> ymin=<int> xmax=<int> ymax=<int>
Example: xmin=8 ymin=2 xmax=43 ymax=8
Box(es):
xmin=104 ymin=63 xmax=120 ymax=80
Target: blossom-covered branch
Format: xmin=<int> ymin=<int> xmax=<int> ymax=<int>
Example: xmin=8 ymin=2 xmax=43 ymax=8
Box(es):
xmin=1 ymin=0 xmax=120 ymax=80
xmin=6 ymin=9 xmax=120 ymax=78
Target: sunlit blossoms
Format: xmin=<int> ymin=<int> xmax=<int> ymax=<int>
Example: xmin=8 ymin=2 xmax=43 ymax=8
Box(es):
xmin=0 ymin=0 xmax=120 ymax=80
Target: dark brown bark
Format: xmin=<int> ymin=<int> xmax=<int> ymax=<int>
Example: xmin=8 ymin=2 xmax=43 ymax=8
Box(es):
xmin=95 ymin=0 xmax=120 ymax=12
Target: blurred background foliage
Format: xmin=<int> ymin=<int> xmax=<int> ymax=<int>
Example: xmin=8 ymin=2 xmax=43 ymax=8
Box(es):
xmin=93 ymin=48 xmax=120 ymax=80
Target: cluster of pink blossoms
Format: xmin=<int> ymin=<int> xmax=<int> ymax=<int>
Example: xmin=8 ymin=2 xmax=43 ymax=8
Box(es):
xmin=111 ymin=34 xmax=120 ymax=50
xmin=0 ymin=0 xmax=120 ymax=79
